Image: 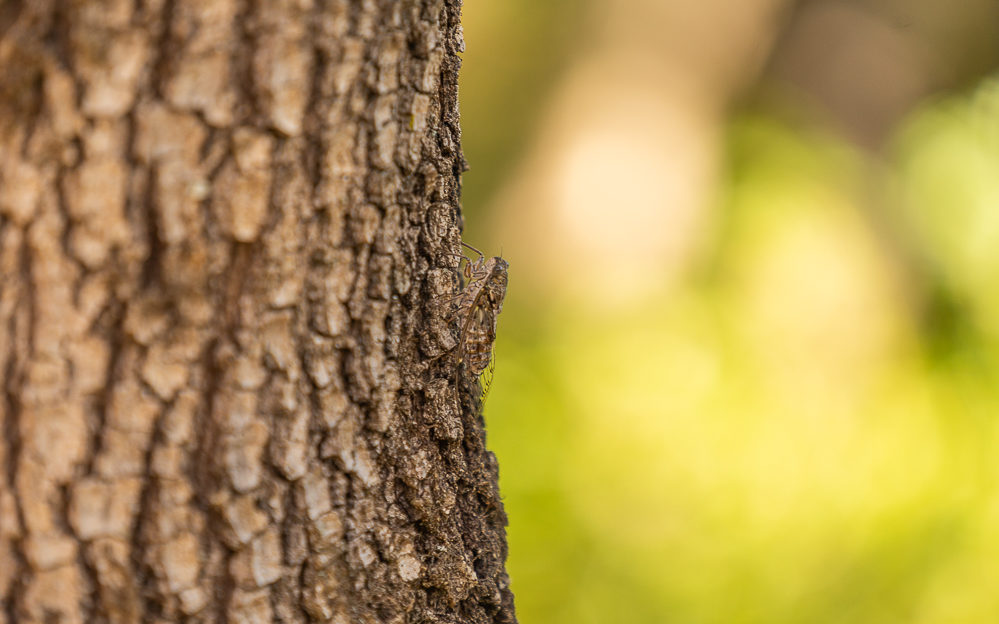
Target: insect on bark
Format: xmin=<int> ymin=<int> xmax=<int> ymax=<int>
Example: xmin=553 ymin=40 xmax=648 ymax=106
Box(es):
xmin=443 ymin=242 xmax=509 ymax=401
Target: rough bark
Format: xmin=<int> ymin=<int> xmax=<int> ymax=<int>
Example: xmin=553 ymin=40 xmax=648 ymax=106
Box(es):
xmin=0 ymin=1 xmax=515 ymax=623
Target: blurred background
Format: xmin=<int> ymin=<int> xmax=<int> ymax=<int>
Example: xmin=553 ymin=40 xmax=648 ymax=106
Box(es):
xmin=458 ymin=1 xmax=999 ymax=622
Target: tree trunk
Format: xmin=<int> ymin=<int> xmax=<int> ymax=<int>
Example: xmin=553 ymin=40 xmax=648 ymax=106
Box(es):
xmin=0 ymin=1 xmax=515 ymax=622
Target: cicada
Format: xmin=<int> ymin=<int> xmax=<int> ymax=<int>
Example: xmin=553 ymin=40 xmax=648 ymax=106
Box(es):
xmin=444 ymin=242 xmax=508 ymax=399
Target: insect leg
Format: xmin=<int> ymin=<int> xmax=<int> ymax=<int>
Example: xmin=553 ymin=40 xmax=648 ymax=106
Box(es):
xmin=461 ymin=241 xmax=485 ymax=260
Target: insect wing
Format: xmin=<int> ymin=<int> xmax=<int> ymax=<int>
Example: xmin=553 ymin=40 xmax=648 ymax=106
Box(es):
xmin=477 ymin=351 xmax=497 ymax=402
xmin=461 ymin=302 xmax=496 ymax=375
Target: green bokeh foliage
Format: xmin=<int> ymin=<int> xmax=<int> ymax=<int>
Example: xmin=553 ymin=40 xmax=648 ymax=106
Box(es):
xmin=461 ymin=6 xmax=999 ymax=621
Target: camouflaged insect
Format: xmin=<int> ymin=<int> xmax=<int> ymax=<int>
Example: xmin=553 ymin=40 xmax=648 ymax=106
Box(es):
xmin=445 ymin=242 xmax=508 ymax=398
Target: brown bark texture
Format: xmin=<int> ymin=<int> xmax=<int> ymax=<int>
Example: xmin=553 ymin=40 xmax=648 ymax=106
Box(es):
xmin=0 ymin=1 xmax=515 ymax=623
